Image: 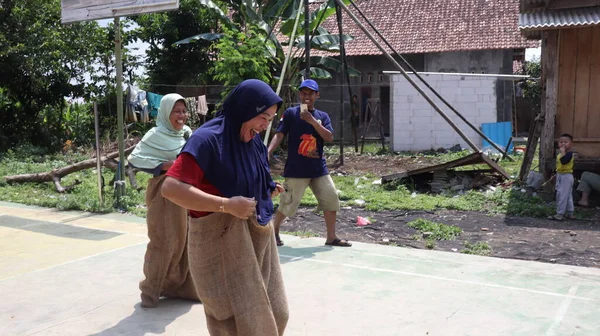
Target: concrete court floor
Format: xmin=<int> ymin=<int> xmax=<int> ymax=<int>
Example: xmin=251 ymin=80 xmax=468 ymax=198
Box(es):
xmin=1 ymin=201 xmax=599 ymax=336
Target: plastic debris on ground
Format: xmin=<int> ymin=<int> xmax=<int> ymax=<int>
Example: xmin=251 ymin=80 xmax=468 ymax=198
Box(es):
xmin=356 ymin=216 xmax=371 ymax=226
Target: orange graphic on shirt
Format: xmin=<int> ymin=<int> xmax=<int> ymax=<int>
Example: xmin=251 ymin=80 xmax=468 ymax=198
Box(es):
xmin=298 ymin=134 xmax=320 ymax=158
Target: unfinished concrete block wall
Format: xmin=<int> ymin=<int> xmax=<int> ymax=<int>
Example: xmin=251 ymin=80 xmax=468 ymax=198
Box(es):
xmin=389 ymin=72 xmax=500 ymax=152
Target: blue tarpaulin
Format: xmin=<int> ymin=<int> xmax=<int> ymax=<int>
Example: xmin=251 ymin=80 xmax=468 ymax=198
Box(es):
xmin=481 ymin=121 xmax=513 ymax=153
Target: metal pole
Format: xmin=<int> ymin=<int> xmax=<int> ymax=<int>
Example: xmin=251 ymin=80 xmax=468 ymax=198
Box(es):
xmin=347 ymin=0 xmax=512 ymax=160
xmin=114 ymin=17 xmax=126 ymax=202
xmin=334 ymin=0 xmax=480 ymax=152
xmin=304 ymin=0 xmax=310 ymax=78
xmin=94 ymin=102 xmax=103 ymax=208
xmin=335 ymin=2 xmax=346 ymax=164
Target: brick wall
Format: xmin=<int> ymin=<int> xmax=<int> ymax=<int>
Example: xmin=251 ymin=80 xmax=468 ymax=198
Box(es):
xmin=389 ymin=73 xmax=500 ymax=152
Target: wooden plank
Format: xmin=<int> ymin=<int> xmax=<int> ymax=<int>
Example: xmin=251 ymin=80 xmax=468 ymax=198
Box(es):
xmin=519 ymin=115 xmax=542 ymax=182
xmin=549 ymin=0 xmax=600 ymax=10
xmin=479 ymin=154 xmax=511 ymax=179
xmin=61 ymin=0 xmax=178 ymax=23
xmin=381 ymin=153 xmax=483 ymax=182
xmin=573 ymin=138 xmax=600 ymax=143
xmin=557 ymin=28 xmax=578 ymax=137
xmin=587 ymin=26 xmax=600 ymax=139
xmin=573 ymin=27 xmax=593 ymax=138
xmin=574 ymin=142 xmax=600 ymax=158
xmin=540 ymin=30 xmax=559 ymax=175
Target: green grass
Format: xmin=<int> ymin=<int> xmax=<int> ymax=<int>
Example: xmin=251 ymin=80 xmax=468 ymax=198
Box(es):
xmin=461 ymin=241 xmax=492 ymax=256
xmin=424 ymin=239 xmax=435 ymax=249
xmin=0 ymin=148 xmax=150 ymax=216
xmin=406 ymin=218 xmax=462 ymax=241
xmin=0 ymin=144 xmax=557 ymax=219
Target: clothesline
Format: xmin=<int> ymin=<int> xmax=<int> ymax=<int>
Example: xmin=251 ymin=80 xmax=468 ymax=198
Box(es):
xmin=127 ymin=84 xmax=209 ymax=124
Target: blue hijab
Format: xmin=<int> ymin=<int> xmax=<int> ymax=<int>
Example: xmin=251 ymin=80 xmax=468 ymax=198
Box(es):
xmin=181 ymin=79 xmax=282 ymax=225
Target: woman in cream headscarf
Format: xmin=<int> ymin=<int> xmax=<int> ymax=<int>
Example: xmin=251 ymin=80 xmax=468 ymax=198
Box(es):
xmin=128 ymin=93 xmax=198 ymax=308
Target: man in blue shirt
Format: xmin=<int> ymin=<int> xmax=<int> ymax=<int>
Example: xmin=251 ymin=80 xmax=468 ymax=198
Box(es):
xmin=268 ymin=79 xmax=352 ymax=247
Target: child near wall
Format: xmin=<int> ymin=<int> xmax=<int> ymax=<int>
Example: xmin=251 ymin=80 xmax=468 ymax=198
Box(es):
xmin=549 ymin=134 xmax=575 ymax=220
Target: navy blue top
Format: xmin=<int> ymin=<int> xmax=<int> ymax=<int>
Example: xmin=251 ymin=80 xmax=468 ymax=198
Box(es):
xmin=276 ymin=106 xmax=333 ymax=178
xmin=180 ymin=79 xmax=282 ymax=225
xmin=560 ymin=151 xmax=573 ymax=165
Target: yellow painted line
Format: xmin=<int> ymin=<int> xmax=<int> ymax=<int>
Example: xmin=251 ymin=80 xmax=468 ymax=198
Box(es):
xmin=66 ymin=217 xmax=148 ymax=237
xmin=0 ymin=205 xmax=149 ymax=280
xmin=0 ymin=206 xmax=82 ymax=222
xmin=0 ymin=205 xmax=148 ymax=237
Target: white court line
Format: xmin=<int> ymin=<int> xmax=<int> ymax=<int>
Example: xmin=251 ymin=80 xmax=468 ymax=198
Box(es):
xmin=286 ymin=240 xmax=600 ymax=277
xmin=0 ymin=242 xmax=146 ymax=283
xmin=285 ymin=241 xmax=468 ymax=266
xmin=546 ymin=283 xmax=579 ymax=336
xmin=279 ymin=254 xmax=596 ymax=302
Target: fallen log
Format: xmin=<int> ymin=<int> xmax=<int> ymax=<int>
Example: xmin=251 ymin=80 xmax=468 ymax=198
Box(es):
xmin=4 ymin=146 xmax=136 ymax=193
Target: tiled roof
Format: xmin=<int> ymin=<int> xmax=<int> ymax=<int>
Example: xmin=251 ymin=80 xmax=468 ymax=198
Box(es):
xmin=513 ymin=59 xmax=524 ymax=74
xmin=313 ymin=0 xmax=538 ymax=56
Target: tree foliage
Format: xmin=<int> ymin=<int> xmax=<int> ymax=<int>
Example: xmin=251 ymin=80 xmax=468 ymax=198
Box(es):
xmin=0 ymin=0 xmax=114 ymax=151
xmin=210 ymin=24 xmax=275 ymax=98
xmin=129 ymin=0 xmax=222 ymax=87
xmin=522 ymin=57 xmax=541 ymax=114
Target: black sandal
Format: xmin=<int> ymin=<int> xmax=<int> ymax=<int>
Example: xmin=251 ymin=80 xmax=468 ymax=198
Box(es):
xmin=325 ymin=238 xmax=352 ymax=247
xmin=275 ymin=234 xmax=284 ymax=246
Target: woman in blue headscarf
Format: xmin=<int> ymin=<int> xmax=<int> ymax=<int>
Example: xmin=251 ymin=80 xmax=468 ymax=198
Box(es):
xmin=128 ymin=93 xmax=199 ymax=308
xmin=161 ymin=79 xmax=288 ymax=336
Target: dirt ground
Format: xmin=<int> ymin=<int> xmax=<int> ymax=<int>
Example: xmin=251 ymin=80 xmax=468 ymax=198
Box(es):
xmin=270 ymin=150 xmax=440 ymax=177
xmin=272 ymin=151 xmax=600 ymax=268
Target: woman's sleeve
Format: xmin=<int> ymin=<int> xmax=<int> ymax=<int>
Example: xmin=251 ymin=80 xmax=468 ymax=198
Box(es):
xmin=166 ymin=152 xmax=204 ymax=186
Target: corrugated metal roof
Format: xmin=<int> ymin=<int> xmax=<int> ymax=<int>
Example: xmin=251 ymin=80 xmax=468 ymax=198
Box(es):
xmin=519 ymin=7 xmax=600 ymax=30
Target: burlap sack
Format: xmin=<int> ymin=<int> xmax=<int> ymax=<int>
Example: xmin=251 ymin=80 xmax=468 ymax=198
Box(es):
xmin=139 ymin=175 xmax=200 ymax=307
xmin=188 ymin=213 xmax=288 ymax=336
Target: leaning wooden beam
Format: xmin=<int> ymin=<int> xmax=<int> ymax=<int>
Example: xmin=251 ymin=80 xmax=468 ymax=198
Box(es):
xmin=4 ymin=146 xmax=135 ymax=192
xmin=334 ymin=0 xmax=480 ymax=152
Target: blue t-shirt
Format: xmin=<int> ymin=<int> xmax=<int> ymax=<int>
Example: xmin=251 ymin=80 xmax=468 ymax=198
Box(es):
xmin=276 ymin=106 xmax=333 ymax=178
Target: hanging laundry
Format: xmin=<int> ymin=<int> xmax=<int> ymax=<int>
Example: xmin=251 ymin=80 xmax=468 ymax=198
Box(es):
xmin=197 ymin=95 xmax=208 ymax=116
xmin=128 ymin=84 xmax=150 ymax=123
xmin=146 ymin=92 xmax=164 ymax=118
xmin=185 ymin=97 xmax=198 ymax=115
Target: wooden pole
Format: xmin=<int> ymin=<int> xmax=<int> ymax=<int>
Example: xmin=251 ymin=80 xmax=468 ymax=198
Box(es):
xmin=304 ymin=0 xmax=310 ymax=78
xmin=335 ymin=0 xmax=480 ymax=152
xmin=540 ymin=30 xmax=559 ymax=177
xmin=263 ymin=0 xmax=304 ymax=146
xmin=335 ymin=2 xmax=346 ymax=165
xmin=114 ymin=17 xmax=126 ymax=203
xmin=94 ymin=102 xmax=103 ymax=207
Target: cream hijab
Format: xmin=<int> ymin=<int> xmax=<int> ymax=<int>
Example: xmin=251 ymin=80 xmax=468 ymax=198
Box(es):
xmin=127 ymin=93 xmax=192 ymax=170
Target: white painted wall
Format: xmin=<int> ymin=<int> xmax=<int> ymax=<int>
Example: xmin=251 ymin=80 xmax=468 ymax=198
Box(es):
xmin=388 ymin=72 xmax=502 ymax=152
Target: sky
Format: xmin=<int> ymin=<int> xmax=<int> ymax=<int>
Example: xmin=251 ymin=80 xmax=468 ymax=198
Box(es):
xmin=526 ymin=48 xmax=541 ymax=61
xmin=98 ymin=19 xmax=149 ymax=79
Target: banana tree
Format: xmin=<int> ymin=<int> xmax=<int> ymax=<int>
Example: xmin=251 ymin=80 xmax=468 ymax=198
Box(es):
xmin=175 ymin=0 xmax=361 ymax=83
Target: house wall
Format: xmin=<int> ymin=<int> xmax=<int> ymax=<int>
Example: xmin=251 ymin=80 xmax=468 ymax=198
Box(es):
xmin=309 ymin=50 xmax=515 ymax=142
xmin=314 ymin=54 xmax=425 ymax=140
xmin=425 ymin=49 xmax=515 ymax=123
xmin=556 ymin=26 xmax=600 ymax=158
xmin=389 ymin=73 xmax=502 ymax=152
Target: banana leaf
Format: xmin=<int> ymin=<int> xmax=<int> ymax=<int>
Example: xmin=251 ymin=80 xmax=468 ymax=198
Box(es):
xmin=173 ymin=33 xmax=223 ymax=46
xmin=309 ymin=56 xmax=361 ymax=77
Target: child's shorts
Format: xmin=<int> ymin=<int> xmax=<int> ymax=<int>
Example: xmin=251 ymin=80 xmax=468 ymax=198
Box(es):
xmin=277 ymin=175 xmax=340 ymax=217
